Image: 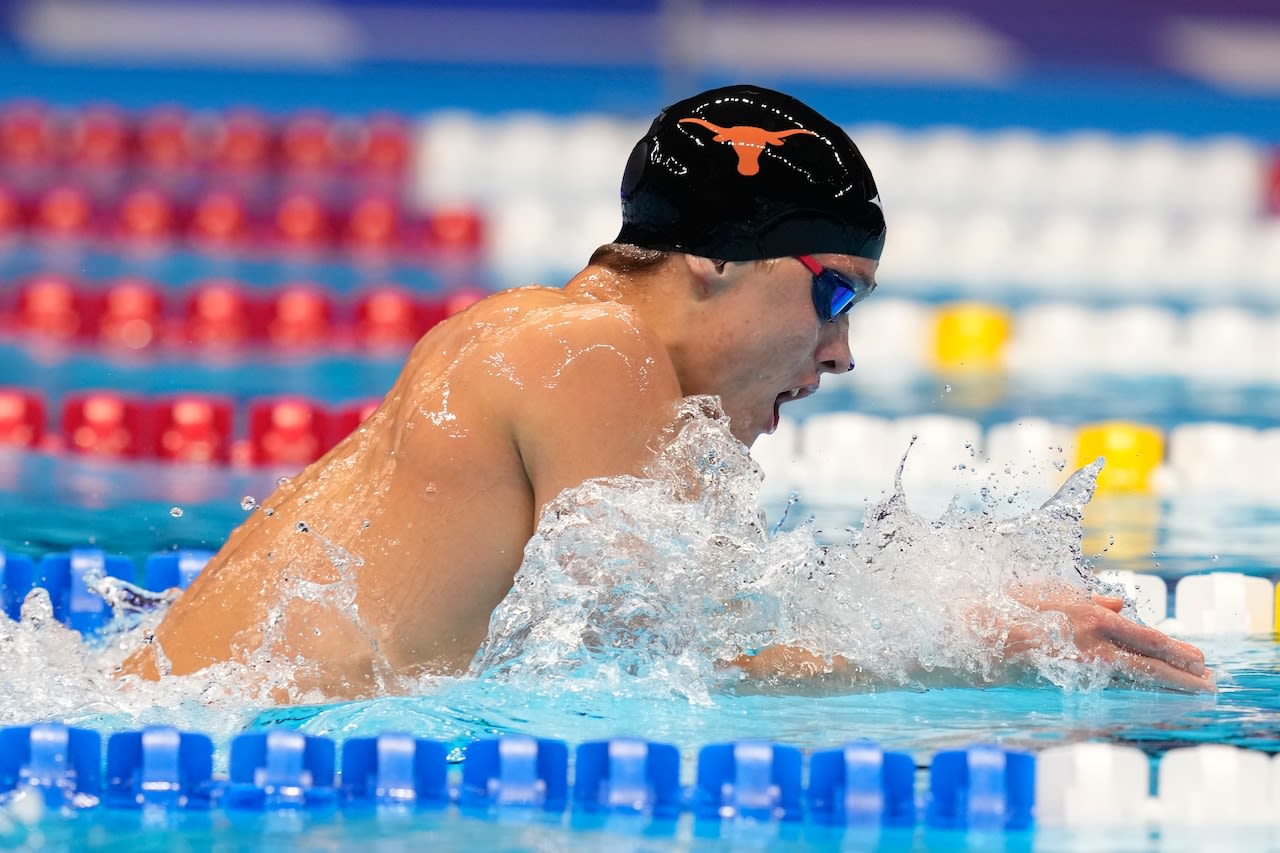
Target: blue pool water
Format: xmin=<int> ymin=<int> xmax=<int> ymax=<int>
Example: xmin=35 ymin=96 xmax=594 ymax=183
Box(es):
xmin=1 ymin=42 xmax=1278 ymax=847
xmin=2 ymin=335 xmax=1279 ymax=848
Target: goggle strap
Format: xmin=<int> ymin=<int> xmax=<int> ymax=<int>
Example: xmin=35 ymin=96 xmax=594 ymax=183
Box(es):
xmin=795 ymin=255 xmax=825 ymax=276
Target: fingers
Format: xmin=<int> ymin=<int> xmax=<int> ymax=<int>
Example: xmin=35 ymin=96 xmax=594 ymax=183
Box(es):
xmin=1111 ymin=650 xmax=1217 ymax=694
xmin=1091 ymin=593 xmax=1125 ymax=613
xmin=1099 ymin=611 xmax=1207 ymax=676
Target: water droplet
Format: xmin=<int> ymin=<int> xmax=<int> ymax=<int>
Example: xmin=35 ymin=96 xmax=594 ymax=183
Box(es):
xmin=424 ymin=482 xmax=438 ymax=494
xmin=263 ymin=507 xmax=275 ymax=517
xmin=870 ymin=618 xmax=882 ymax=630
xmin=1053 ymin=459 xmax=1066 ymax=471
xmin=241 ymin=496 xmax=257 ymax=511
xmin=277 ymin=476 xmax=291 ymax=487
xmin=361 ymin=519 xmax=370 ymax=529
xmin=943 ymin=384 xmax=952 ymax=393
xmin=169 ymin=507 xmax=183 ymax=518
xmin=953 ymin=463 xmax=966 ymax=471
xmin=295 ymin=521 xmax=309 ymax=534
xmin=1211 ymin=554 xmax=1219 ymax=561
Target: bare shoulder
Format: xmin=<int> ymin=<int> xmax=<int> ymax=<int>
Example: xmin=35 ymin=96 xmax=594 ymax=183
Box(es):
xmin=451 ymin=290 xmax=684 ymax=507
xmin=446 ymin=289 xmax=678 ymax=399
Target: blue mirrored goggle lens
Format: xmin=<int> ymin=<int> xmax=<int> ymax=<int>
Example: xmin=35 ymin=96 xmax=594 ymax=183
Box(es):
xmin=813 ymin=269 xmax=870 ymax=322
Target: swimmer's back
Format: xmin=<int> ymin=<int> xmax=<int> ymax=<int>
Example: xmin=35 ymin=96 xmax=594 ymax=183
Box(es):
xmin=123 ymin=280 xmax=683 ymax=698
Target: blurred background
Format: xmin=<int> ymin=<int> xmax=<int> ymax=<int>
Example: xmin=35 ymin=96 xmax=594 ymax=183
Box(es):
xmin=0 ymin=0 xmax=1277 ymax=584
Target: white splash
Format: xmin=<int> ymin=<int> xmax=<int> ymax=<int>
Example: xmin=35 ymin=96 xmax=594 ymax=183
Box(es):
xmin=471 ymin=397 xmax=1125 ymax=701
xmin=0 ymin=397 xmax=1132 ymax=733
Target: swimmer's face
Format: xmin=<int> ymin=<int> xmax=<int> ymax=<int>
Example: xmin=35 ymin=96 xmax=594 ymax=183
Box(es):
xmin=696 ymin=253 xmax=876 ymax=446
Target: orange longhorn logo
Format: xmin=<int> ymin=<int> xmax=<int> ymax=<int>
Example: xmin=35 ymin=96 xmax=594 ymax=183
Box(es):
xmin=679 ymin=118 xmax=818 ymax=176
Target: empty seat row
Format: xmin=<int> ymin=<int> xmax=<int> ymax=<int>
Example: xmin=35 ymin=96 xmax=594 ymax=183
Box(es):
xmin=754 ymin=415 xmax=1280 ymax=505
xmin=0 ymin=389 xmax=378 ymax=467
xmin=853 ymin=125 xmax=1272 ymax=218
xmin=882 ymin=209 xmax=1280 ymax=296
xmin=0 ymin=182 xmax=485 ymax=256
xmin=1097 ymin=570 xmax=1277 ymax=636
xmin=479 ymin=195 xmax=1280 ymax=294
xmin=2 ymin=277 xmax=483 ymax=352
xmin=414 ymin=113 xmax=1275 ymax=221
xmin=844 ymin=298 xmax=1280 ymax=382
xmin=0 ymin=101 xmax=409 ymax=178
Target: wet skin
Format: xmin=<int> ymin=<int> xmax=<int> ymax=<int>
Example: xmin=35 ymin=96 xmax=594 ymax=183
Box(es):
xmin=119 ymin=253 xmax=1212 ymax=699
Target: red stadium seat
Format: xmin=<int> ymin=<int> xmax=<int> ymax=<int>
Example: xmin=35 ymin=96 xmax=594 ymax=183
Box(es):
xmin=272 ymin=191 xmax=330 ymax=249
xmin=16 ymin=274 xmax=92 ymax=341
xmin=266 ymin=285 xmax=333 ymax=348
xmin=0 ymin=388 xmax=45 ymax=448
xmin=419 ymin=297 xmax=450 ymax=333
xmin=115 ymin=187 xmax=177 ymax=243
xmin=66 ymin=104 xmax=131 ymax=170
xmin=62 ymin=391 xmax=150 ymax=458
xmin=249 ymin=397 xmax=330 ymax=466
xmin=327 ymin=398 xmax=381 ymax=451
xmin=280 ymin=111 xmax=335 ymax=173
xmin=137 ymin=105 xmax=194 ymax=170
xmin=422 ymin=206 xmax=485 ymax=254
xmin=99 ymin=278 xmax=164 ymax=350
xmin=188 ymin=189 xmax=250 ymax=247
xmin=211 ymin=108 xmax=272 ymax=172
xmin=182 ymin=281 xmax=263 ymax=348
xmin=343 ymin=112 xmax=408 ymax=176
xmin=0 ymin=101 xmax=55 ymax=165
xmin=344 ymin=194 xmax=402 ymax=252
xmin=0 ymin=183 xmax=23 ymax=237
xmin=355 ymin=287 xmax=423 ymax=349
xmin=152 ymin=395 xmax=233 ymax=463
xmin=33 ymin=184 xmax=95 ymax=238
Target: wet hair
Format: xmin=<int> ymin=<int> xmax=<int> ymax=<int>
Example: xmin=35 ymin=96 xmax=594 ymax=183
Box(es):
xmin=588 ymin=242 xmax=671 ymax=275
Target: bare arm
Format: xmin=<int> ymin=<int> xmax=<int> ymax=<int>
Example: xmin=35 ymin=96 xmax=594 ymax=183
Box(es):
xmin=734 ymin=590 xmax=1213 ymax=694
xmin=504 ymin=305 xmax=685 ymax=516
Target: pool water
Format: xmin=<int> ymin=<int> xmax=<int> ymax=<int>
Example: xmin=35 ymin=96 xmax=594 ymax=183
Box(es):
xmin=0 ymin=84 xmax=1277 ymax=850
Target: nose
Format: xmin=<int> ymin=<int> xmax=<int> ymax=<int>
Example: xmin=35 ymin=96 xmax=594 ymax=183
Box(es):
xmin=815 ymin=317 xmax=855 ymax=375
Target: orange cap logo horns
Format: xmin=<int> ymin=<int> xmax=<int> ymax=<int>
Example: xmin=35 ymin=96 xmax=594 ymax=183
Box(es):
xmin=678 ymin=118 xmax=818 ymax=176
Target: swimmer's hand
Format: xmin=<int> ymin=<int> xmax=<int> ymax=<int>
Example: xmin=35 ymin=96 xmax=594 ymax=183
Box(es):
xmin=1004 ymin=586 xmax=1215 ymax=694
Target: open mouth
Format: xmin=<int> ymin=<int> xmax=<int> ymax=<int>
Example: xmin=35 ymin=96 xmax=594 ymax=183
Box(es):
xmin=770 ymin=386 xmax=812 ymax=433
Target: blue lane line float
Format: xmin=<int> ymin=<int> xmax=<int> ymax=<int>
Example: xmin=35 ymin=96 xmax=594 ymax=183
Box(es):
xmin=693 ymin=741 xmax=804 ymax=822
xmin=0 ymin=548 xmax=212 ymax=632
xmin=0 ymin=723 xmax=102 ymax=808
xmin=141 ymin=549 xmax=213 ymax=593
xmin=460 ymin=735 xmax=569 ymax=812
xmin=0 ymin=551 xmax=36 ymax=621
xmin=925 ymin=744 xmax=1035 ymax=831
xmin=572 ymin=737 xmax=682 ymax=818
xmin=225 ymin=730 xmax=338 ymax=811
xmin=105 ymin=726 xmax=216 ymax=810
xmin=341 ymin=732 xmax=449 ymax=808
xmin=12 ymin=724 xmax=1265 ymax=834
xmin=808 ymin=740 xmax=917 ymax=827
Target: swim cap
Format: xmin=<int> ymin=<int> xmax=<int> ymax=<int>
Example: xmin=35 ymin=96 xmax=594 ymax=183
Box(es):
xmin=615 ymin=84 xmax=885 ymax=262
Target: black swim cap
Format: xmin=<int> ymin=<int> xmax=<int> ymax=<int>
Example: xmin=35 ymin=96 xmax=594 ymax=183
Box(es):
xmin=615 ymin=84 xmax=885 ymax=262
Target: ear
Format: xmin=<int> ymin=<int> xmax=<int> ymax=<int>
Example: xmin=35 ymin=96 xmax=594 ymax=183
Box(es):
xmin=682 ymin=255 xmax=737 ymax=297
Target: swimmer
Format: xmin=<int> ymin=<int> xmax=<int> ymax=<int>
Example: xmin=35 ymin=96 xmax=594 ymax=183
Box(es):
xmin=120 ymin=85 xmax=1212 ymax=699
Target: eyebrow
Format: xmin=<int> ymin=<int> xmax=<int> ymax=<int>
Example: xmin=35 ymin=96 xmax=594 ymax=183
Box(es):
xmin=839 ymin=268 xmax=877 ymax=292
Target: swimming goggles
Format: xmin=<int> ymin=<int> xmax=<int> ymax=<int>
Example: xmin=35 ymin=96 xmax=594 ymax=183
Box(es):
xmin=794 ymin=255 xmax=875 ymax=323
